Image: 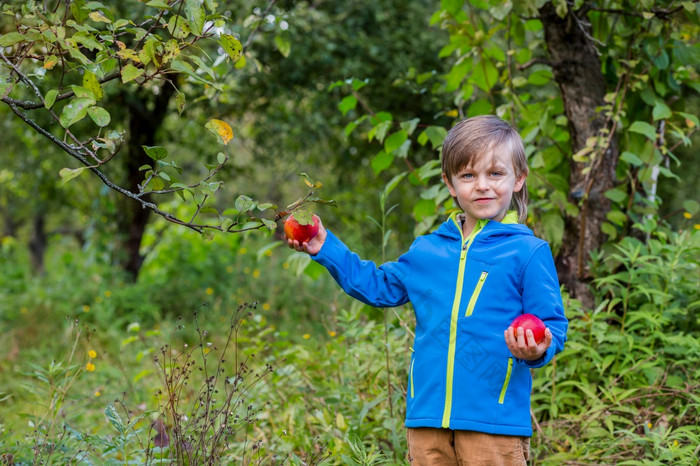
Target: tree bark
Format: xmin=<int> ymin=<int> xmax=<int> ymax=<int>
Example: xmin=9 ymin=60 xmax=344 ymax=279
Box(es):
xmin=29 ymin=212 xmax=47 ymax=275
xmin=539 ymin=2 xmax=620 ymax=307
xmin=115 ymin=85 xmax=175 ymax=280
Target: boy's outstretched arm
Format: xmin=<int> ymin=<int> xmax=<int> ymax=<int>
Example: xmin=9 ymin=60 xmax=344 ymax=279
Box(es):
xmin=287 ymin=217 xmax=327 ymax=255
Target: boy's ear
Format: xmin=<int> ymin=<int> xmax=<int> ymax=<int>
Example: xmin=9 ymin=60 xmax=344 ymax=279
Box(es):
xmin=513 ymin=171 xmax=527 ymax=193
xmin=442 ymin=173 xmax=457 ymax=197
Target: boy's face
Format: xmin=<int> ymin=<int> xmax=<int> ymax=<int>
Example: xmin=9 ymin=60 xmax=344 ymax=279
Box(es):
xmin=442 ymin=147 xmax=526 ymax=231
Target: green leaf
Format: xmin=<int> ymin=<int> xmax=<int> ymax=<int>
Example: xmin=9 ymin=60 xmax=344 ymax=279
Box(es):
xmin=175 ymin=90 xmax=186 ymax=114
xmin=338 ymin=96 xmax=357 ymax=116
xmin=0 ymin=32 xmax=25 ymax=47
xmin=87 ymin=106 xmax=111 ymax=127
xmin=418 ymin=126 xmax=447 ymax=149
xmin=235 ymin=195 xmax=255 ymax=212
xmin=371 ymin=151 xmax=394 ymax=175
xmin=628 ymin=121 xmax=657 ymax=141
xmin=620 ymin=151 xmax=643 ymax=167
xmin=652 ymin=101 xmax=672 ymax=120
xmin=220 ymin=34 xmax=242 ymax=62
xmin=44 ymin=90 xmax=58 ymax=109
xmin=400 ymin=118 xmax=420 ymax=135
xmin=472 ymin=57 xmax=498 ymax=92
xmin=59 ymin=97 xmax=94 ymax=127
xmin=384 ymin=130 xmax=408 ymax=153
xmin=275 ymin=34 xmax=291 ymax=57
xmin=142 ymin=146 xmax=168 ymax=161
xmin=83 ymin=70 xmax=103 ymax=102
xmin=604 ymin=188 xmax=628 ymax=203
xmin=184 ymin=0 xmax=205 ymax=35
xmin=528 ymin=69 xmax=553 ymax=86
xmin=59 ymin=167 xmax=88 ymax=183
xmin=104 ymin=405 xmax=125 ymax=435
xmin=71 ymin=85 xmax=95 ymax=100
xmin=441 ymin=0 xmax=465 ymax=16
xmin=121 ymin=64 xmax=144 ymax=83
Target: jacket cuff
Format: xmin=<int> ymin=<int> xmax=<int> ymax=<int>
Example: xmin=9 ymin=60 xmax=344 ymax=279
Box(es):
xmin=520 ymin=345 xmax=555 ymax=368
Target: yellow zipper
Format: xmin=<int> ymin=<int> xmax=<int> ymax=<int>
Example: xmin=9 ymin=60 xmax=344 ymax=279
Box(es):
xmin=498 ymin=358 xmax=514 ymax=404
xmin=465 ymin=271 xmax=488 ymax=317
xmin=441 ymin=214 xmax=487 ymax=428
xmin=409 ymin=357 xmax=415 ymax=398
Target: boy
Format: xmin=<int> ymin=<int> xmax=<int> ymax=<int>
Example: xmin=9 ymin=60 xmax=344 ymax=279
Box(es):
xmin=288 ymin=115 xmax=568 ymax=465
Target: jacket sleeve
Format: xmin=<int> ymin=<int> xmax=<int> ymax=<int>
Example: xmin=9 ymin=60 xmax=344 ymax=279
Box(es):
xmin=311 ymin=229 xmax=410 ymax=308
xmin=519 ymin=242 xmax=568 ymax=368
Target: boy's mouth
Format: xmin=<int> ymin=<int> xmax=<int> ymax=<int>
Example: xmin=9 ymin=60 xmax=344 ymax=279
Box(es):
xmin=474 ymin=197 xmax=494 ymax=204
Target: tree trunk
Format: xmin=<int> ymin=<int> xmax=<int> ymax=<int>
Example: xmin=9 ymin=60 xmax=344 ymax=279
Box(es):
xmin=539 ymin=2 xmax=620 ymax=307
xmin=115 ymin=86 xmax=175 ymax=280
xmin=29 ymin=212 xmax=47 ymax=275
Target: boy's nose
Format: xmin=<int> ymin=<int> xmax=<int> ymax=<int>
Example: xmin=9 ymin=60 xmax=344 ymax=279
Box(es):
xmin=475 ymin=176 xmax=489 ymax=190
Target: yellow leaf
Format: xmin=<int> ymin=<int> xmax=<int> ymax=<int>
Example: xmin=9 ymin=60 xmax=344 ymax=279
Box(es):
xmin=89 ymin=11 xmax=111 ymax=23
xmin=117 ymin=48 xmax=141 ymax=63
xmin=206 ymin=119 xmax=233 ymax=145
xmin=43 ymin=56 xmax=58 ymax=70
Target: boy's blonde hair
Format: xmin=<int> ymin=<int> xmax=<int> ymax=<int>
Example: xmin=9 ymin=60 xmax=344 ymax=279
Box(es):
xmin=441 ymin=115 xmax=529 ymax=223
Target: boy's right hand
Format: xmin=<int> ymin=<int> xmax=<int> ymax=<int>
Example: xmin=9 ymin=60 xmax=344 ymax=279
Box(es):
xmin=286 ymin=217 xmax=327 ymax=255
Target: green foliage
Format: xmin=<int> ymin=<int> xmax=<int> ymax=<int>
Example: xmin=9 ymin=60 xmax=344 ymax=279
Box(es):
xmin=530 ymin=224 xmax=700 ymax=463
xmin=1 ymin=219 xmax=699 ymax=463
xmin=336 ymin=0 xmax=698 ymax=253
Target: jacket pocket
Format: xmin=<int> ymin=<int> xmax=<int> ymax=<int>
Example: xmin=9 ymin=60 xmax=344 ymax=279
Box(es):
xmin=465 ymin=270 xmax=489 ymax=316
xmin=498 ymin=357 xmax=513 ymax=404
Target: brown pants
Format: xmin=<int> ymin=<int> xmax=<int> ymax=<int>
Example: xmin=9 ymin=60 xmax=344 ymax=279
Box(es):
xmin=406 ymin=428 xmax=530 ymax=466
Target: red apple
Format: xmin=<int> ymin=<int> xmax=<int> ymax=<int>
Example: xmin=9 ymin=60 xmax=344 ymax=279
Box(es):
xmin=284 ymin=213 xmax=320 ymax=243
xmin=510 ymin=313 xmax=546 ymax=344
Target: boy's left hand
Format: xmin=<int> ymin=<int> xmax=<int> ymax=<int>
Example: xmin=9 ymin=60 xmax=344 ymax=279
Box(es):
xmin=504 ymin=326 xmax=552 ymax=361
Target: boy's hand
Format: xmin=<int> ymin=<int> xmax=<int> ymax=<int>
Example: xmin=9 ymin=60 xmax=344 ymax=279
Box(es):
xmin=504 ymin=326 xmax=552 ymax=361
xmin=286 ymin=217 xmax=327 ymax=255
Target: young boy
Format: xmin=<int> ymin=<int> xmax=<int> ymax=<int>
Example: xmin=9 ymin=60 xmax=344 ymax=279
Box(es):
xmin=288 ymin=115 xmax=568 ymax=465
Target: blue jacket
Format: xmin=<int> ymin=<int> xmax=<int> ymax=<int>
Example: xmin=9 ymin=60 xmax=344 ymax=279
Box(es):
xmin=312 ymin=211 xmax=568 ymax=436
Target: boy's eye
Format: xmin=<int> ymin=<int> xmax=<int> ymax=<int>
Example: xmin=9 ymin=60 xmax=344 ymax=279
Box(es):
xmin=490 ymin=171 xmax=503 ymax=177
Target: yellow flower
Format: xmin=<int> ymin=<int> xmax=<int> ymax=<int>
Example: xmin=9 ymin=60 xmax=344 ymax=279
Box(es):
xmin=264 ymin=250 xmax=273 ymax=257
xmin=83 ymin=305 xmax=90 ymax=312
xmin=695 ymin=224 xmax=700 ymax=230
xmin=203 ymin=347 xmax=210 ymax=355
xmin=683 ymin=212 xmax=692 ymax=219
xmin=88 ymin=350 xmax=97 ymax=359
xmin=226 ymin=265 xmax=234 ymax=273
xmin=104 ymin=290 xmax=112 ymax=298
xmin=328 ymin=331 xmax=337 ymax=337
xmin=303 ymin=334 xmax=311 ymax=340
xmin=262 ymin=303 xmax=271 ymax=311
xmin=673 ymin=440 xmax=679 ymax=447
xmin=252 ymin=269 xmax=260 ymax=278
xmin=647 ymin=422 xmax=652 ymax=428
xmin=20 ymin=307 xmax=28 ymax=314
xmin=282 ymin=262 xmax=290 ymax=269
xmin=445 ymin=109 xmax=458 ymax=117
xmin=94 ymin=391 xmax=101 ymax=397
xmin=205 ymin=287 xmax=214 ymax=295
xmin=238 ymin=247 xmax=247 ymax=255
xmin=86 ymin=362 xmax=96 ymax=372
xmin=95 ymin=296 xmax=103 ymax=303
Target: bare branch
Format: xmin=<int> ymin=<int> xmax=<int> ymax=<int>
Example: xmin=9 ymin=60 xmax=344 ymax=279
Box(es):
xmin=517 ymin=57 xmax=552 ymax=71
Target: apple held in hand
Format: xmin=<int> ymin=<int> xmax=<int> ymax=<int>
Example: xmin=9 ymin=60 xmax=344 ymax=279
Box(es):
xmin=510 ymin=313 xmax=546 ymax=344
xmin=284 ymin=212 xmax=320 ymax=243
